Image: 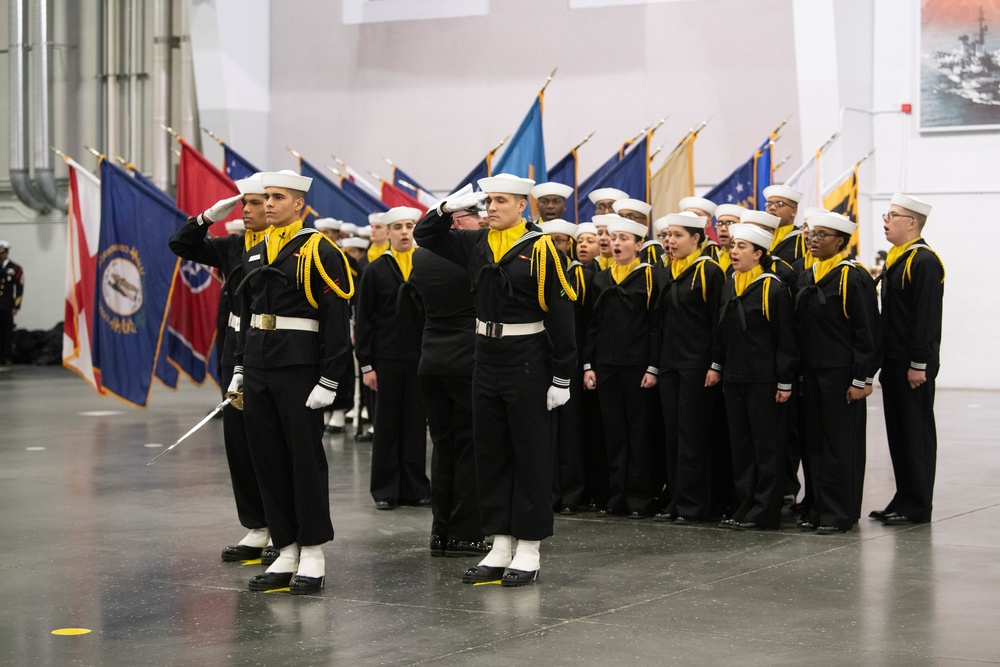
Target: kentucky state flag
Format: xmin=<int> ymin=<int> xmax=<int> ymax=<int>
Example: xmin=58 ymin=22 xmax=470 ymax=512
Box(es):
xmin=91 ymin=160 xmax=185 ymax=407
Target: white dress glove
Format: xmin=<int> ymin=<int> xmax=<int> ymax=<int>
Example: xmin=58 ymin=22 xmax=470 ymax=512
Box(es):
xmin=198 ymin=194 xmax=244 ymax=225
xmin=306 ymin=384 xmax=337 ymax=410
xmin=441 ymin=184 xmax=488 ymax=213
xmin=227 ymin=372 xmax=243 ymax=394
xmin=546 ymin=386 xmax=571 ymax=411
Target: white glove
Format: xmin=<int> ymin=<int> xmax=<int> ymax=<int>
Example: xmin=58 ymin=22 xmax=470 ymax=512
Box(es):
xmin=306 ymin=384 xmax=337 ymax=410
xmin=546 ymin=386 xmax=571 ymax=411
xmin=441 ymin=184 xmax=488 ymax=213
xmin=227 ymin=372 xmax=243 ymax=394
xmin=199 ymin=194 xmax=244 ymax=225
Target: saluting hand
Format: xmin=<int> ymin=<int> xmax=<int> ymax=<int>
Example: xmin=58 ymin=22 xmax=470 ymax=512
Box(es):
xmin=199 ymin=194 xmax=243 ymax=226
xmin=441 ymin=184 xmax=488 ymax=214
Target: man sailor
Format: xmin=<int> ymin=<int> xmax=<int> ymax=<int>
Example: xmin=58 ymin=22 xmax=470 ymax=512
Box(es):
xmin=531 ymin=182 xmax=574 ymax=223
xmin=763 ymin=184 xmax=807 ymax=262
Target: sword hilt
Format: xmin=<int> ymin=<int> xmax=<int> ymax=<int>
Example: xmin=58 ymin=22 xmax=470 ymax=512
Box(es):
xmin=225 ymin=390 xmax=243 ymax=411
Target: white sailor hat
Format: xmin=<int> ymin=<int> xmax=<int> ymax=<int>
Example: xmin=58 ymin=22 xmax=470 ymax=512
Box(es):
xmin=612 ymin=198 xmax=653 ymax=216
xmin=715 ymin=204 xmax=747 ymax=220
xmin=607 ymin=218 xmax=649 ymax=238
xmin=762 ymin=184 xmax=803 ymax=204
xmin=652 ymin=216 xmax=670 ymax=237
xmin=801 ymin=207 xmax=829 ymax=222
xmin=809 ymin=212 xmax=857 ymax=235
xmin=665 ymin=211 xmax=708 ymax=230
xmin=741 ymin=210 xmax=781 ymax=230
xmin=340 ymin=222 xmax=358 ymax=236
xmin=368 ymin=212 xmax=384 ymax=225
xmin=587 ymin=188 xmax=628 ymax=205
xmin=235 ymin=173 xmax=266 ymax=196
xmin=530 ymin=182 xmax=574 ymax=199
xmin=539 ymin=219 xmax=577 ymax=237
xmin=477 ymin=173 xmax=535 ymax=195
xmin=314 ymin=218 xmax=341 ymax=231
xmin=357 ymin=226 xmax=372 ymax=239
xmin=0 ymin=240 xmax=10 ymax=251
xmin=573 ymin=222 xmax=599 ymax=239
xmin=679 ymin=196 xmax=718 ymax=217
xmin=260 ymin=169 xmax=313 ymax=192
xmin=591 ymin=214 xmax=619 ymax=228
xmin=381 ymin=206 xmax=422 ymax=226
xmin=224 ymin=221 xmax=244 ymax=234
xmin=729 ymin=223 xmax=774 ymax=249
xmin=891 ymin=193 xmax=932 ymax=217
xmin=340 ymin=237 xmax=370 ymax=250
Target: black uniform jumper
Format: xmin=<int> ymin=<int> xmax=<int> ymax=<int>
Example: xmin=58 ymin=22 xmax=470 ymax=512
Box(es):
xmin=795 ymin=258 xmax=881 ymax=530
xmin=414 ymin=214 xmax=576 ymax=541
xmin=355 ymin=249 xmax=429 ymax=505
xmin=656 ymin=256 xmax=725 ymax=521
xmin=573 ymin=260 xmax=609 ymax=510
xmin=235 ymin=228 xmax=353 ymax=548
xmin=879 ymin=240 xmax=945 ymax=523
xmin=409 ymin=246 xmax=482 ymax=542
xmin=169 ymin=218 xmax=266 ymax=531
xmin=0 ymin=257 xmax=23 ymax=363
xmin=585 ymin=263 xmax=659 ymax=515
xmin=713 ymin=271 xmax=799 ymax=528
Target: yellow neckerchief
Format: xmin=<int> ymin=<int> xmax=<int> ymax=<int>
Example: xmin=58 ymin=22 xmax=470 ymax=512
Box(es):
xmin=671 ymin=247 xmax=702 ymax=280
xmin=367 ymin=241 xmax=389 ymax=263
xmin=598 ymin=254 xmax=613 ymax=270
xmin=812 ymin=251 xmax=848 ymax=283
xmin=266 ymin=221 xmax=303 ymax=263
xmin=733 ymin=264 xmax=764 ymax=297
xmin=801 ymin=249 xmax=816 ymax=270
xmin=717 ymin=249 xmax=731 ymax=274
xmin=611 ymin=257 xmax=640 ymax=284
xmin=391 ymin=247 xmax=415 ymax=281
xmin=885 ymin=238 xmax=918 ymax=270
xmin=769 ymin=224 xmax=796 ymax=252
xmin=487 ymin=221 xmax=526 ymax=263
xmin=244 ymin=227 xmax=269 ymax=252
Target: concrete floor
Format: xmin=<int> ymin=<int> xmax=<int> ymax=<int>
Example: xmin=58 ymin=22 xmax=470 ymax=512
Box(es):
xmin=1 ymin=365 xmax=999 ymax=666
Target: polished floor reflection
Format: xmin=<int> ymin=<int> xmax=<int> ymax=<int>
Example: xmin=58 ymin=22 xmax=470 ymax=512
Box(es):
xmin=1 ymin=366 xmax=999 ymax=665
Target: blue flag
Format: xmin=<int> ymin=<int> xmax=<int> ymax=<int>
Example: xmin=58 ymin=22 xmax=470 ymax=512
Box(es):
xmin=492 ymin=95 xmax=547 ymax=183
xmin=392 ymin=166 xmax=432 ymax=199
xmin=705 ymin=136 xmax=773 ymax=210
xmin=223 ymin=144 xmax=260 ymax=181
xmin=92 ymin=161 xmax=185 ymax=407
xmin=578 ymin=136 xmax=649 ymax=223
xmin=577 ymin=141 xmax=632 ymax=222
xmin=754 ymin=137 xmax=774 ymax=211
xmin=548 ymin=149 xmax=579 ymax=223
xmin=453 ymin=157 xmax=491 ymax=194
xmin=300 ymin=158 xmax=370 ymax=225
xmin=341 ymin=178 xmax=389 ymax=214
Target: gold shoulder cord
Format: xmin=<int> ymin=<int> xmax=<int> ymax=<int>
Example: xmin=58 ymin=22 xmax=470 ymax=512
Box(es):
xmin=531 ymin=235 xmax=578 ymax=312
xmin=645 ymin=265 xmax=653 ymax=309
xmin=296 ymin=233 xmax=355 ymax=308
xmin=903 ymin=247 xmax=946 ymax=287
xmin=762 ymin=276 xmax=772 ymax=322
xmin=690 ymin=262 xmax=709 ymax=303
xmin=839 ymin=266 xmax=851 ymax=319
xmin=573 ymin=264 xmax=587 ymax=306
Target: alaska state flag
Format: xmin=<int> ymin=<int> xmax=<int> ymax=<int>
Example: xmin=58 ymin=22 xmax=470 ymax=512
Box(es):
xmin=300 ymin=158 xmax=370 ymax=225
xmin=492 ymin=95 xmax=547 ymax=183
xmin=223 ymin=143 xmax=260 ymax=181
xmin=91 ymin=161 xmax=185 ymax=407
xmin=547 ymin=149 xmax=579 ymax=223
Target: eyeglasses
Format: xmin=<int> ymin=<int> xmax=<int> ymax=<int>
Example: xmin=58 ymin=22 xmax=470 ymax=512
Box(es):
xmin=715 ymin=221 xmax=731 ymax=228
xmin=764 ymin=200 xmax=790 ymax=210
xmin=655 ymin=232 xmax=668 ymax=240
xmin=808 ymin=230 xmax=840 ymax=241
xmin=882 ymin=212 xmax=915 ymax=222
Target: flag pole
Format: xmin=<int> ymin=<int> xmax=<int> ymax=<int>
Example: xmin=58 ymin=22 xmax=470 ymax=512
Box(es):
xmin=367 ymin=170 xmax=384 ymax=183
xmin=857 ymin=148 xmax=875 ymax=165
xmin=397 ymin=179 xmax=421 ymax=192
xmin=50 ymin=146 xmax=68 ymax=160
xmin=382 ymin=157 xmax=396 ymax=168
xmin=540 ymin=66 xmax=558 ymax=94
xmin=159 ymin=123 xmax=179 ymax=139
xmin=326 ymin=165 xmax=343 ymax=179
xmin=573 ymin=131 xmax=596 ymax=152
xmin=692 ymin=118 xmax=710 ymax=137
xmin=286 ymin=146 xmax=302 ymax=160
xmin=201 ymin=126 xmax=224 ymax=146
xmin=772 ymin=154 xmax=792 ymax=174
xmin=82 ymin=144 xmax=103 ymax=159
xmin=770 ymin=115 xmax=792 ymax=138
xmin=649 ymin=145 xmax=664 ymax=161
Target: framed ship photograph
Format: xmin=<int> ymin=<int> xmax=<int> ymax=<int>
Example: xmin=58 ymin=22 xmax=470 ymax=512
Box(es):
xmin=920 ymin=1 xmax=1000 ymax=132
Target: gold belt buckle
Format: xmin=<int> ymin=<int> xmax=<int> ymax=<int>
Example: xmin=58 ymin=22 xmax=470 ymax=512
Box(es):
xmin=260 ymin=314 xmax=277 ymax=330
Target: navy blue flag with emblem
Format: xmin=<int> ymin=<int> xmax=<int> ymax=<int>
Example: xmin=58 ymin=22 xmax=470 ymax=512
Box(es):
xmin=578 ymin=136 xmax=649 ymax=223
xmin=341 ymin=178 xmax=389 ymax=214
xmin=92 ymin=160 xmax=185 ymax=407
xmin=452 ymin=156 xmax=491 ymax=195
xmin=392 ymin=166 xmax=432 ymax=199
xmin=223 ymin=144 xmax=260 ymax=181
xmin=706 ymin=136 xmax=773 ymax=211
xmin=548 ymin=149 xmax=579 ymax=223
xmin=577 ymin=139 xmax=636 ymax=222
xmin=299 ymin=158 xmax=370 ymax=225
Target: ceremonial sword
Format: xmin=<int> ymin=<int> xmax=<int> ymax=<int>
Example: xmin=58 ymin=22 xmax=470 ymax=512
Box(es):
xmin=146 ymin=396 xmax=232 ymax=465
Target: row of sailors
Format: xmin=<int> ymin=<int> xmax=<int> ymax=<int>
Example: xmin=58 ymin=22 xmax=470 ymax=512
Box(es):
xmin=174 ymin=169 xmax=942 ymax=590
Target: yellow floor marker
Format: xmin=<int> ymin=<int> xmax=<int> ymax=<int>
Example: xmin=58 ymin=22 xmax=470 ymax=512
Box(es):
xmin=51 ymin=628 xmax=92 ymax=636
xmin=472 ymin=581 xmax=502 ymax=586
xmin=240 ymin=559 xmax=262 ymax=566
xmin=263 ymin=587 xmax=291 ymax=594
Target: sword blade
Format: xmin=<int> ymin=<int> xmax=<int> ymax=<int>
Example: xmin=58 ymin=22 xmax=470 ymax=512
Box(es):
xmin=147 ymin=397 xmax=232 ymax=465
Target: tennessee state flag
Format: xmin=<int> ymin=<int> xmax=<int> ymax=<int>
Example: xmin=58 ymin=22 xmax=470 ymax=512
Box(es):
xmin=171 ymin=138 xmax=240 ymax=385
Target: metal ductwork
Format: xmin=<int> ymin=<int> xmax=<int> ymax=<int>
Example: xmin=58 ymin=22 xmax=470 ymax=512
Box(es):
xmin=32 ymin=0 xmax=65 ymax=211
xmin=8 ymin=0 xmax=51 ymax=213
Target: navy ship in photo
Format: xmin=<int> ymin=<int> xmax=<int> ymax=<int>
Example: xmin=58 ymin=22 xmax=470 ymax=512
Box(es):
xmin=931 ymin=6 xmax=1000 ymax=106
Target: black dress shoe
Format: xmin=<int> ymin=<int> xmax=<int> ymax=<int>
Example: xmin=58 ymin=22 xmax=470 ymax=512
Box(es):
xmin=674 ymin=516 xmax=703 ymax=525
xmin=324 ymin=424 xmax=343 ymax=433
xmin=355 ymin=431 xmax=373 ymax=442
xmin=718 ymin=518 xmax=737 ymax=529
xmin=880 ymin=512 xmax=916 ymax=525
xmin=596 ymin=509 xmax=615 ymax=517
xmin=796 ymin=519 xmax=817 ymax=532
xmin=653 ymin=512 xmax=676 ymax=523
xmin=374 ymin=500 xmax=396 ymax=510
xmin=501 ymin=568 xmax=538 ymax=587
xmin=221 ymin=544 xmax=264 ymax=562
xmin=430 ymin=535 xmax=446 ymax=557
xmin=627 ymin=511 xmax=647 ymax=520
xmin=462 ymin=565 xmax=506 ymax=584
xmin=446 ymin=539 xmax=490 ymax=557
xmin=868 ymin=509 xmax=890 ymax=521
xmin=789 ymin=502 xmax=808 ymax=513
xmin=261 ymin=545 xmax=280 ymax=566
xmin=733 ymin=521 xmax=763 ymax=531
xmin=558 ymin=506 xmax=578 ymax=516
xmin=583 ymin=502 xmax=599 ymax=512
xmin=248 ymin=571 xmax=294 ymax=591
xmin=289 ymin=575 xmax=325 ymax=595
xmin=815 ymin=525 xmax=848 ymax=535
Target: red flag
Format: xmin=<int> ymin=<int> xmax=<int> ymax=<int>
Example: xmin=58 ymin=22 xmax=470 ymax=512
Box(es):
xmin=380 ymin=181 xmax=428 ymax=214
xmin=167 ymin=139 xmax=239 ymax=384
